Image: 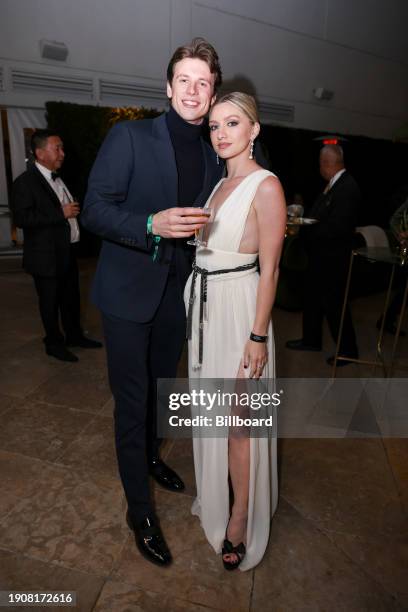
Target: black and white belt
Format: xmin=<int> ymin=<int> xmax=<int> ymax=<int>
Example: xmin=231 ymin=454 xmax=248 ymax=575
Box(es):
xmin=186 ymin=258 xmax=258 ymax=366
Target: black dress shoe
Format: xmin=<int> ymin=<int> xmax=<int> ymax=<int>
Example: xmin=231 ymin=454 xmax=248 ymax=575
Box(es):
xmin=149 ymin=458 xmax=185 ymax=492
xmin=327 ymin=354 xmax=358 ymax=367
xmin=66 ymin=335 xmax=103 ymax=349
xmin=286 ymin=339 xmax=322 ymax=351
xmin=46 ymin=345 xmax=78 ymax=362
xmin=126 ymin=511 xmax=172 ymax=567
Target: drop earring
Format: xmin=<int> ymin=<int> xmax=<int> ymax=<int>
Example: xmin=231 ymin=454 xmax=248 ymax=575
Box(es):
xmin=249 ymin=140 xmax=254 ymax=160
xmin=216 ymin=153 xmax=220 ymax=165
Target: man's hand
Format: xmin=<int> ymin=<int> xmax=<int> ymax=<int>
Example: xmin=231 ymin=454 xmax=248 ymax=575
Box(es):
xmin=63 ymin=203 xmax=80 ymax=219
xmin=152 ymin=207 xmax=211 ymax=238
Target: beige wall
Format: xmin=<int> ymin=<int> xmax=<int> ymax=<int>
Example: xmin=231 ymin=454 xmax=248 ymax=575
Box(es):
xmin=0 ymin=0 xmax=407 ymax=139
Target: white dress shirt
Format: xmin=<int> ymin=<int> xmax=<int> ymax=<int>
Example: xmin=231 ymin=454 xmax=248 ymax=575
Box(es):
xmin=328 ymin=168 xmax=346 ymax=190
xmin=35 ymin=162 xmax=80 ymax=243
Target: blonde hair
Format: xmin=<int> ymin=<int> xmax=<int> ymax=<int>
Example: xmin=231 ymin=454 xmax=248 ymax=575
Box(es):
xmin=212 ymin=92 xmax=259 ymax=124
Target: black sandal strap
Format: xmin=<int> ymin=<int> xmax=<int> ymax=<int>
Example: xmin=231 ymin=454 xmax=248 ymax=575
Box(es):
xmin=222 ymin=538 xmax=234 ymax=554
xmin=222 ymin=538 xmax=246 ymax=569
xmin=234 ymin=542 xmax=246 ymax=556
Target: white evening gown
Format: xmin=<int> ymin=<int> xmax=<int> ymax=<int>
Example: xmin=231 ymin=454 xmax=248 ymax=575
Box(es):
xmin=184 ymin=169 xmax=279 ymax=571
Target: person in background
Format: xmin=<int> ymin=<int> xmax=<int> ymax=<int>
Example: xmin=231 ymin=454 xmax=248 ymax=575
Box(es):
xmin=11 ymin=129 xmax=102 ymax=362
xmin=286 ymin=145 xmax=360 ymax=366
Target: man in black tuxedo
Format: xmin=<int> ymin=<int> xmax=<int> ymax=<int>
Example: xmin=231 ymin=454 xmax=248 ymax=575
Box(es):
xmin=11 ymin=130 xmax=102 ymax=362
xmin=286 ymin=145 xmax=360 ymax=365
xmin=82 ymin=38 xmax=223 ymax=566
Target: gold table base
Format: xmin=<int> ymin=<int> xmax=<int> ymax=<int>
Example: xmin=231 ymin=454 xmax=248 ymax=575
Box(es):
xmin=332 ymin=248 xmax=408 ymax=378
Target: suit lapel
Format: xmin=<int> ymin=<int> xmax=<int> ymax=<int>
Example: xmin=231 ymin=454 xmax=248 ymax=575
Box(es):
xmin=151 ymin=114 xmax=178 ymax=208
xmin=30 ymin=165 xmax=62 ymax=209
xmin=151 ymin=114 xmax=222 ymax=208
xmin=327 ymin=170 xmax=347 ymax=196
xmin=325 ymin=171 xmax=348 ymax=209
xmin=311 ymin=171 xmax=348 ymax=217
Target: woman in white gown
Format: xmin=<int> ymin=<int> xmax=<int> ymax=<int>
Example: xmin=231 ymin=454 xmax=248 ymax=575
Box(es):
xmin=184 ymin=93 xmax=286 ymax=570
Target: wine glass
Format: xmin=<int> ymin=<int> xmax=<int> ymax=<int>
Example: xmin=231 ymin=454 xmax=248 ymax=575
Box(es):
xmin=287 ymin=204 xmax=304 ymax=219
xmin=187 ymin=208 xmax=212 ymax=247
xmin=286 ymin=203 xmax=304 ymax=237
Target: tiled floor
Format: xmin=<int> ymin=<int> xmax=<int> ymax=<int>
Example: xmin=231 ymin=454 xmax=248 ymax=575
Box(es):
xmin=0 ymin=257 xmax=407 ymax=611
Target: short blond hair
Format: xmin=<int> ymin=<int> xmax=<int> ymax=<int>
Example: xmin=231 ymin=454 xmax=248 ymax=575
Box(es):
xmin=212 ymin=92 xmax=259 ymax=124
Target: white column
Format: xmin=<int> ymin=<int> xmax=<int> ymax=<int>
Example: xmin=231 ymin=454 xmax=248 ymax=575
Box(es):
xmin=7 ymin=107 xmax=46 ymax=180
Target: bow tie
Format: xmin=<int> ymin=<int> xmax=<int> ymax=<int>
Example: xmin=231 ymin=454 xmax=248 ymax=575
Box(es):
xmin=51 ymin=172 xmax=59 ymax=181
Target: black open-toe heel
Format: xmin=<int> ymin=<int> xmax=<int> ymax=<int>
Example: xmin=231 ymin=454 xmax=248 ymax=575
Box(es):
xmin=222 ymin=538 xmax=246 ymax=571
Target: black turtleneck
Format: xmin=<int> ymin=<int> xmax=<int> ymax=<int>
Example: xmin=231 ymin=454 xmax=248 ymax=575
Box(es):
xmin=166 ymin=106 xmax=205 ymax=205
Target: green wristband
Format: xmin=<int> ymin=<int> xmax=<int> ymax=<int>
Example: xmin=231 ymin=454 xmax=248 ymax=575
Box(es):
xmin=147 ymin=213 xmax=161 ymax=261
xmin=147 ymin=213 xmax=155 ymax=235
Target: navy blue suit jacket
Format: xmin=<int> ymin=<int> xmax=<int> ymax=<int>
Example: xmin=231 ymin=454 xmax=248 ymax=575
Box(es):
xmin=82 ymin=113 xmax=222 ymax=322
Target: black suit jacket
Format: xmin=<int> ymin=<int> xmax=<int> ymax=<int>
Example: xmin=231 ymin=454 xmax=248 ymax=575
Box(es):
xmin=304 ymin=171 xmax=361 ymax=258
xmin=11 ymin=165 xmax=72 ymax=276
xmin=81 ymin=113 xmax=222 ymax=323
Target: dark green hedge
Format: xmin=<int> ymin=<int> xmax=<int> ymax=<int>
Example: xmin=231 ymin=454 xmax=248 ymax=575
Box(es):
xmin=46 ymin=101 xmax=160 ymax=254
xmin=46 ymin=101 xmax=160 ymax=203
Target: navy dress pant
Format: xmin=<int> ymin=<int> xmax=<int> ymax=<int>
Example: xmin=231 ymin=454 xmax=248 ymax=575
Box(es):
xmin=102 ymin=269 xmax=186 ymax=522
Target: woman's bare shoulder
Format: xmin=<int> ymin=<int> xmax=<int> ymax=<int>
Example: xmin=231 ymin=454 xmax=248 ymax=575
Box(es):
xmin=255 ymin=174 xmax=284 ymax=205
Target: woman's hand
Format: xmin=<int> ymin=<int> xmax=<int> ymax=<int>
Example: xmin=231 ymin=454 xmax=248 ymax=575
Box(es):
xmin=243 ymin=339 xmax=268 ymax=379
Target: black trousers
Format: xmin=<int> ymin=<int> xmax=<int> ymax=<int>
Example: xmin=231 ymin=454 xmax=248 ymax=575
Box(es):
xmin=33 ymin=252 xmax=82 ymax=347
xmin=102 ymin=269 xmax=186 ymax=522
xmin=302 ymin=252 xmax=358 ymax=356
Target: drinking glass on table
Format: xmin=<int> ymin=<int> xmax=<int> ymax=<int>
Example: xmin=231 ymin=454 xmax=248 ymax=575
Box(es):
xmin=286 ymin=203 xmax=304 ymax=236
xmin=187 ymin=207 xmax=212 ymax=247
xmin=287 ymin=204 xmax=304 ymax=219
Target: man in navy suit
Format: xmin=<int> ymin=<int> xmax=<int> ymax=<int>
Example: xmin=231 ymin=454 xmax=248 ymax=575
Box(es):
xmin=286 ymin=145 xmax=360 ymax=365
xmin=11 ymin=130 xmax=102 ymax=362
xmin=82 ymin=38 xmax=223 ymax=566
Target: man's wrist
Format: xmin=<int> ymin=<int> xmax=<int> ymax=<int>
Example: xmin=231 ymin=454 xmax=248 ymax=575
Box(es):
xmin=147 ymin=213 xmax=161 ymax=262
xmin=147 ymin=213 xmax=155 ymax=236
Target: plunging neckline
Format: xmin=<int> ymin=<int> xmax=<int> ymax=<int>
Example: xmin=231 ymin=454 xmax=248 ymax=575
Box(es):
xmin=206 ymin=168 xmax=266 ymax=218
xmin=201 ymin=169 xmax=267 ymax=248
